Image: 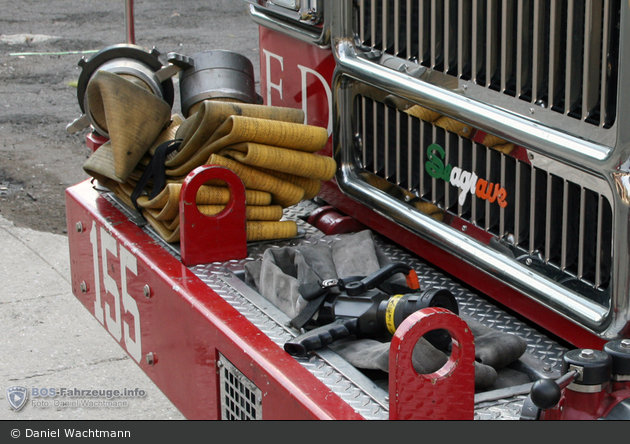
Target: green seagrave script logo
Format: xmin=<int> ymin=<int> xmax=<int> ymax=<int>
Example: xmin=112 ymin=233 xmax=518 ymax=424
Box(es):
xmin=425 ymin=143 xmax=508 ymax=208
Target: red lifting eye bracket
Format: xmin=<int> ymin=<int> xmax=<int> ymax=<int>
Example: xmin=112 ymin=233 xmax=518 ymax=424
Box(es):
xmin=179 ymin=165 xmax=248 ymax=267
xmin=389 ymin=307 xmax=476 ymax=420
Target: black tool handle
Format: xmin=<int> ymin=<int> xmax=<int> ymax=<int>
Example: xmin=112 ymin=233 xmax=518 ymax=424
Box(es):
xmin=284 ymin=318 xmax=359 ymax=357
xmin=344 ymin=263 xmax=415 ymax=296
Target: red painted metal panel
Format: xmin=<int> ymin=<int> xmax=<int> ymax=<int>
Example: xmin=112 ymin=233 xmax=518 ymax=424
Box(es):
xmin=179 ymin=165 xmax=248 ymax=266
xmin=65 ymin=180 xmax=363 ymax=420
xmin=258 ymin=26 xmax=335 ymax=158
xmin=389 ymin=308 xmax=475 ymax=420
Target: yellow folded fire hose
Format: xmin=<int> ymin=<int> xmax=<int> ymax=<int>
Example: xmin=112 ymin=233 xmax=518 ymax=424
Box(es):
xmin=165 ymin=115 xmax=329 ymax=178
xmin=82 ymin=72 xmax=336 ymax=245
xmin=137 ymin=183 xmax=273 ymax=221
xmin=167 ymin=100 xmax=305 ymax=168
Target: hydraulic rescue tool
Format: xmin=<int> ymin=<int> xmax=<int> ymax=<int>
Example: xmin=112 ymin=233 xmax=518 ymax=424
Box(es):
xmin=283 ymin=263 xmax=459 ymax=356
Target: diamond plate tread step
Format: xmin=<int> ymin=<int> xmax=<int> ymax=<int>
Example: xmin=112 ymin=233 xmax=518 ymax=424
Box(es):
xmin=104 ymin=193 xmax=568 ymax=420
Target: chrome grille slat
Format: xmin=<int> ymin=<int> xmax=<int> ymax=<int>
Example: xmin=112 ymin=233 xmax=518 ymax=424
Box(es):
xmin=596 ymin=195 xmax=603 ymax=287
xmin=531 ymin=0 xmax=544 ymax=104
xmin=394 ymin=0 xmax=400 ymax=57
xmin=406 ymin=0 xmax=412 ymax=60
xmin=528 ymin=168 xmax=536 ymax=255
xmin=561 ymin=180 xmax=569 ymax=271
xmin=484 ymin=152 xmax=492 ymax=231
xmin=430 ymin=0 xmax=439 ymax=69
xmin=582 ymin=0 xmax=602 ymax=122
xmin=419 ymin=118 xmax=427 ymax=196
xmin=386 ymin=105 xmax=391 ymax=179
xmin=564 ymin=0 xmax=576 ymax=115
xmin=471 ymin=0 xmax=481 ymax=83
xmin=515 ymin=0 xmax=526 ymax=98
xmin=431 ymin=125 xmax=438 ymax=203
xmin=444 ymin=129 xmax=452 ymax=210
xmin=499 ymin=154 xmax=506 ymax=238
xmin=382 ymin=0 xmax=389 ymax=54
xmin=486 ymin=0 xmax=499 ymax=89
xmin=578 ymin=188 xmax=586 ymax=280
xmin=457 ymin=137 xmax=465 ymax=216
xmin=514 ymin=161 xmax=521 ymax=246
xmin=471 ymin=143 xmax=478 ymax=223
xmin=354 ymin=0 xmax=620 ymax=129
xmin=373 ymin=101 xmax=378 ymax=174
xmin=544 ymin=172 xmax=552 ymax=263
xmin=361 ymin=97 xmax=367 ymax=168
xmin=548 ymin=0 xmax=561 ymax=114
xmin=354 ymin=93 xmax=613 ymax=295
xmin=599 ymin=0 xmax=610 ymax=127
xmin=407 ymin=113 xmax=413 ymax=192
xmin=457 ymin=0 xmax=466 ymax=79
xmin=398 ymin=109 xmax=403 ymax=185
xmin=500 ymin=0 xmax=514 ymax=95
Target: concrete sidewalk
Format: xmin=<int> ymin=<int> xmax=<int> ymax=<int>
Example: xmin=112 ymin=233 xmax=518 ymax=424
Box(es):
xmin=0 ymin=215 xmax=185 ymax=420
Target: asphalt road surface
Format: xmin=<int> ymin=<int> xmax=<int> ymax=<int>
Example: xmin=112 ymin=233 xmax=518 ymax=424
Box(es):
xmin=0 ymin=0 xmax=261 ymax=234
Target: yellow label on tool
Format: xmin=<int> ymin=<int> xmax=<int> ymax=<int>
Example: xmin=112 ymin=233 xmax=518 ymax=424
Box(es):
xmin=385 ymin=295 xmax=404 ymax=335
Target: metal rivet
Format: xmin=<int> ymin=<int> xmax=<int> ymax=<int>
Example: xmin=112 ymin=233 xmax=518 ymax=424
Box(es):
xmin=143 ymin=285 xmax=152 ymax=299
xmin=146 ymin=352 xmax=156 ymax=366
xmin=525 ymin=258 xmax=533 ymax=266
xmin=461 ymin=225 xmax=467 ymax=232
xmin=528 ymin=152 xmax=535 ymax=161
xmin=75 ymin=222 xmax=84 ymax=233
xmin=80 ymin=281 xmax=88 ymax=293
xmin=529 ymin=108 xmax=535 ymax=115
xmin=621 ymin=339 xmax=630 ymax=349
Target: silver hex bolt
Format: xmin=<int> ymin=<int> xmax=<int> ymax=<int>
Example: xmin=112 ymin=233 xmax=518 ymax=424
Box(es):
xmin=80 ymin=281 xmax=88 ymax=293
xmin=580 ymin=349 xmax=595 ymax=359
xmin=75 ymin=221 xmax=84 ymax=233
xmin=143 ymin=284 xmax=152 ymax=299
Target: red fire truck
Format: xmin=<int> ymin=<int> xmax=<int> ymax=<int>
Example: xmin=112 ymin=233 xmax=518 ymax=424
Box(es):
xmin=64 ymin=1 xmax=630 ymax=419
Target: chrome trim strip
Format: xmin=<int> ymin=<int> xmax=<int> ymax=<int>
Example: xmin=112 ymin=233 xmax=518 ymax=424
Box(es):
xmin=334 ymin=40 xmax=611 ymax=163
xmin=248 ymin=4 xmax=330 ymax=48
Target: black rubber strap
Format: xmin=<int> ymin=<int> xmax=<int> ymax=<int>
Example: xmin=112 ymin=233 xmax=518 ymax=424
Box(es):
xmin=131 ymin=139 xmax=182 ymax=217
xmin=290 ymin=293 xmax=329 ymax=330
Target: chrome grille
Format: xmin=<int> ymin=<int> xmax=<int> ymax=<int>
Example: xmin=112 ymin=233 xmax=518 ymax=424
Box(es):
xmin=354 ymin=0 xmax=621 ymax=129
xmin=355 ymin=93 xmax=613 ymax=298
